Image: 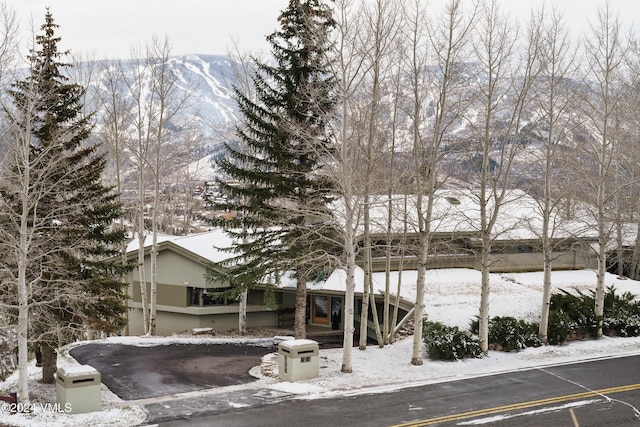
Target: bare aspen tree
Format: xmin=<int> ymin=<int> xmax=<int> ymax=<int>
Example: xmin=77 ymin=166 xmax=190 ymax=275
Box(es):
xmin=0 ymin=80 xmax=39 ymax=406
xmin=530 ymin=6 xmax=579 ymax=343
xmin=468 ymin=0 xmax=541 ymax=354
xmin=327 ymin=0 xmax=370 ymax=372
xmin=405 ymin=0 xmax=476 ymax=365
xmin=96 ymin=58 xmax=135 ymax=335
xmin=125 ymin=44 xmax=153 ymax=334
xmin=382 ymin=56 xmax=404 ymax=347
xmin=579 ymin=4 xmax=631 ymax=337
xmin=97 ymin=58 xmax=134 ymax=233
xmin=1 ymin=8 xmax=125 ymax=396
xmin=627 ymin=42 xmax=640 ymax=281
xmin=146 ymin=36 xmax=190 ymax=335
xmin=0 ymin=7 xmax=37 ymax=402
xmin=123 ymin=36 xmax=193 ymax=335
xmin=357 ymin=0 xmax=401 ymax=350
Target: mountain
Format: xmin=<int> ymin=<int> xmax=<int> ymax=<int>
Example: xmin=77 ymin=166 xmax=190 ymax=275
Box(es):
xmin=77 ymin=54 xmax=241 ymax=184
xmin=85 ymin=53 xmax=239 ymax=142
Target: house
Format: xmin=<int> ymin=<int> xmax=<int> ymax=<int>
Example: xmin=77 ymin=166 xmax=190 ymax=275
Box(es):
xmin=122 ymin=189 xmax=596 ymax=337
xmin=122 ymin=230 xmax=395 ymax=338
xmin=124 ymin=230 xmax=277 ymax=336
xmin=122 ymin=229 xmax=414 ymax=341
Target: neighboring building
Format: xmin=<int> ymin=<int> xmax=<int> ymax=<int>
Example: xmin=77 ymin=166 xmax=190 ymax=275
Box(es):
xmin=355 ymin=189 xmax=596 ymax=273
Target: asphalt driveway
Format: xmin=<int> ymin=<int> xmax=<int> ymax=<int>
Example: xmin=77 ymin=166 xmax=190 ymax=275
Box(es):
xmin=69 ymin=341 xmax=276 ymax=400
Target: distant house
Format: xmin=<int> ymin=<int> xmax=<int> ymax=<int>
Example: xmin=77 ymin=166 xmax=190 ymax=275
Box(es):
xmin=352 ymin=189 xmax=596 ymax=273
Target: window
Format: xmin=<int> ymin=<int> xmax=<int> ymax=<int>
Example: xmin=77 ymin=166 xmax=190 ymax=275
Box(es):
xmin=301 ymin=356 xmax=311 ymax=363
xmin=445 ymin=196 xmax=461 ymax=205
xmin=312 ymin=295 xmax=329 ymax=324
xmin=188 ymin=287 xmax=202 ymax=306
xmin=311 ymin=295 xmax=342 ymax=327
xmin=203 ymin=288 xmax=231 ymax=305
xmin=518 ymin=245 xmax=533 ymax=253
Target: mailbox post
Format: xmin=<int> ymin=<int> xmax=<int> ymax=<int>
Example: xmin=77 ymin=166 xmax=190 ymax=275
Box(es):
xmin=278 ymin=339 xmax=319 ymax=382
xmin=55 ymin=365 xmax=101 ymax=414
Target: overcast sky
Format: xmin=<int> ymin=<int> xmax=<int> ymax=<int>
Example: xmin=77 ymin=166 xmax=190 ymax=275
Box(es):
xmin=4 ymin=0 xmax=640 ymax=59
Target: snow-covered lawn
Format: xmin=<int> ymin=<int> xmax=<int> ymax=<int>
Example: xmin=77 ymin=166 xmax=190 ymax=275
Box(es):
xmin=2 ymin=269 xmax=640 ymax=426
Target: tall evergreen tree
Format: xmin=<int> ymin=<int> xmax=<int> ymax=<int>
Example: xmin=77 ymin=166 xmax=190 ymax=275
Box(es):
xmin=0 ymin=9 xmax=128 ymax=384
xmin=210 ymin=0 xmax=337 ymax=339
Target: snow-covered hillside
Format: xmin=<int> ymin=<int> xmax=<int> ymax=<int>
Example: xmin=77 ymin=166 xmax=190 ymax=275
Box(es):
xmin=85 ymin=54 xmax=239 ymax=140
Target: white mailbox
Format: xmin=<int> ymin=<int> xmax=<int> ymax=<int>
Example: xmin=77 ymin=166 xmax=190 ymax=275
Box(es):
xmin=55 ymin=365 xmax=101 ymax=414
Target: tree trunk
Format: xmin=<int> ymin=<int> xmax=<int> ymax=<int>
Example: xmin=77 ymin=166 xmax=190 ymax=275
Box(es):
xmin=137 ymin=229 xmax=148 ymax=334
xmin=295 ymin=273 xmax=307 ymax=339
xmin=239 ymin=287 xmax=248 ymax=335
xmin=595 ymin=239 xmax=607 ymax=338
xmin=40 ymin=343 xmax=57 ymax=384
xmin=368 ymin=263 xmax=384 ymax=347
xmin=411 ymin=229 xmax=428 ymax=365
xmin=359 ymin=195 xmax=371 ymax=349
xmin=17 ymin=168 xmax=30 ymax=403
xmin=341 ymin=224 xmax=356 ymax=373
xmin=539 ymin=251 xmax=553 ymax=343
xmin=478 ymin=232 xmax=491 ymax=355
xmin=149 ymin=184 xmax=159 ymax=335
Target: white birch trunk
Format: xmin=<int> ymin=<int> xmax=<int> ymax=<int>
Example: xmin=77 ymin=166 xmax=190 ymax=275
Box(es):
xmin=239 ymin=287 xmax=248 ymax=335
xmin=137 ymin=208 xmax=148 ymax=334
xmin=17 ymin=139 xmax=30 ymax=404
xmin=341 ymin=213 xmax=356 ymax=372
xmin=358 ymin=194 xmax=371 ymax=349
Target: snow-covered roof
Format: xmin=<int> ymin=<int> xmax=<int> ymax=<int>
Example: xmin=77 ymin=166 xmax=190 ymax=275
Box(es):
xmin=333 ymin=189 xmax=595 ymax=241
xmin=126 ymin=229 xmax=236 ymax=264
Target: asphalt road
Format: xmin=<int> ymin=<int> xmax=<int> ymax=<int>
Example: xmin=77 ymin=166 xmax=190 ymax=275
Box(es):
xmin=69 ymin=341 xmax=276 ymax=400
xmin=154 ymin=354 xmax=640 ymax=426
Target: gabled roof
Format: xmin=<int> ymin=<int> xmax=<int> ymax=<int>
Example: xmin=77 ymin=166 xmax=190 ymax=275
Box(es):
xmin=124 ymin=229 xmax=236 ymax=265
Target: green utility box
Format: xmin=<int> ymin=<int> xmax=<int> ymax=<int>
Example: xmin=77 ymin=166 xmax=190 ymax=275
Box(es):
xmin=278 ymin=339 xmax=319 ymax=382
xmin=55 ymin=365 xmax=101 ymax=414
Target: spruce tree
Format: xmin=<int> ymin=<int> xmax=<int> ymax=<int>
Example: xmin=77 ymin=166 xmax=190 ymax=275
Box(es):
xmin=0 ymin=10 xmax=128 ymax=383
xmin=210 ymin=0 xmax=337 ymax=338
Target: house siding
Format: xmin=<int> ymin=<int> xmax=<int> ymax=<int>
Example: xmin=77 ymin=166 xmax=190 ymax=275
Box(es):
xmin=127 ymin=305 xmax=280 ymax=336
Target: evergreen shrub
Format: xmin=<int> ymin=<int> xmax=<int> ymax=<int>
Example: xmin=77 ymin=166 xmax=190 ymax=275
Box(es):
xmin=549 ymin=289 xmax=599 ymax=337
xmin=487 ymin=316 xmax=541 ymax=351
xmin=548 ymin=286 xmax=640 ymax=340
xmin=469 ymin=316 xmax=541 ymax=351
xmin=546 ymin=310 xmax=575 ymax=345
xmin=602 ymin=288 xmax=640 ymax=337
xmin=422 ymin=321 xmax=481 ymax=361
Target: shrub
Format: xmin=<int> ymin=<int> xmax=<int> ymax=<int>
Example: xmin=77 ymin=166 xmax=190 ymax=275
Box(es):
xmin=422 ymin=321 xmax=481 ymax=361
xmin=548 ymin=286 xmax=640 ymax=340
xmin=487 ymin=316 xmax=541 ymax=351
xmin=546 ymin=310 xmax=574 ymax=345
xmin=602 ymin=287 xmax=640 ymax=337
xmin=470 ymin=316 xmax=541 ymax=351
xmin=549 ymin=289 xmax=599 ymax=337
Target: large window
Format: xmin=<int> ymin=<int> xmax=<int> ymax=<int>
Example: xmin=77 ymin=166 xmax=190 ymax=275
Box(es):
xmin=188 ymin=287 xmax=231 ymax=306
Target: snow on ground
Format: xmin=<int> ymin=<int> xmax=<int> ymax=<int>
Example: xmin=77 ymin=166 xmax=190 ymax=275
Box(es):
xmin=2 ymin=269 xmax=640 ymax=426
